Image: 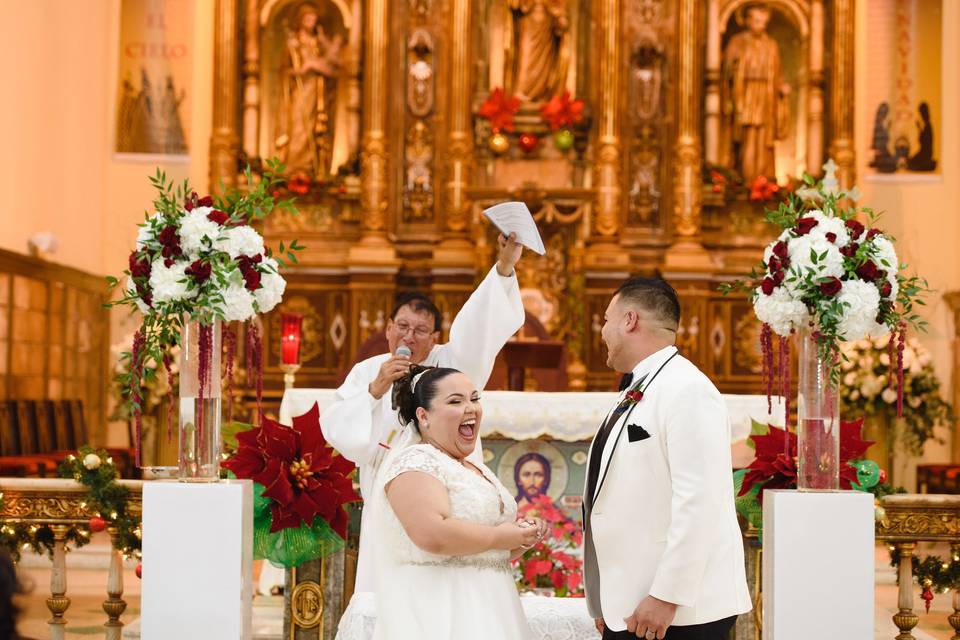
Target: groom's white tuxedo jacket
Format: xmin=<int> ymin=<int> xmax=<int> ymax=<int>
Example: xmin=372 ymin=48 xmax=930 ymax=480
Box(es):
xmin=582 ymin=346 xmax=752 ymax=631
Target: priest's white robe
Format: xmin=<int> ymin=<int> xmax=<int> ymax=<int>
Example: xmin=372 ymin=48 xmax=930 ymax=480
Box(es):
xmin=321 ymin=265 xmax=525 ymax=593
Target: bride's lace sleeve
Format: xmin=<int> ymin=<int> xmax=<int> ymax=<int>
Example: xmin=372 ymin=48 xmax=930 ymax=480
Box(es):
xmin=384 ymin=446 xmax=446 ymax=485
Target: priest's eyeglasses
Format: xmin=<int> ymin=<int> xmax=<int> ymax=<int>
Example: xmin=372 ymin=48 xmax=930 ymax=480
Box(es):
xmin=394 ymin=321 xmax=432 ymax=339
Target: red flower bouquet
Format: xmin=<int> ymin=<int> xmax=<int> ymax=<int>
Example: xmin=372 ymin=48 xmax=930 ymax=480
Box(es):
xmin=513 ymin=495 xmax=584 ymax=597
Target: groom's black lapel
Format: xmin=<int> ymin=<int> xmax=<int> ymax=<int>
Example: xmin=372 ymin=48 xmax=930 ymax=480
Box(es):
xmin=591 ymin=402 xmax=641 ymax=507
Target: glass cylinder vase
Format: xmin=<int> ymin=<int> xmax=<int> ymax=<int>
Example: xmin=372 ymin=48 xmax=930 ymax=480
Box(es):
xmin=178 ymin=319 xmax=222 ymax=482
xmin=796 ymin=328 xmax=840 ymax=490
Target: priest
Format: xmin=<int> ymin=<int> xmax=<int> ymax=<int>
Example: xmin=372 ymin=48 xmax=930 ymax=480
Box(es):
xmin=321 ymin=233 xmax=525 ymax=593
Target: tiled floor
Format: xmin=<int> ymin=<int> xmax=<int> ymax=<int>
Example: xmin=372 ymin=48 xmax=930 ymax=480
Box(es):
xmin=9 ymin=538 xmax=959 ymax=639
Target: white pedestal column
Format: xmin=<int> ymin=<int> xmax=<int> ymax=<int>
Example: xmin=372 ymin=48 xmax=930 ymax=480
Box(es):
xmin=762 ymin=489 xmax=874 ymax=639
xmin=141 ymin=481 xmax=253 ymax=640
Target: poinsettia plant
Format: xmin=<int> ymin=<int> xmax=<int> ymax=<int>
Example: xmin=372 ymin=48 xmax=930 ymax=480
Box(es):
xmin=513 ymin=495 xmax=584 ymax=597
xmin=108 ymin=159 xmax=304 ymax=462
xmin=478 ymin=87 xmax=521 ymax=132
xmin=721 ymin=159 xmax=929 ymax=410
xmin=539 ymin=91 xmax=585 ymax=131
xmin=223 ymin=404 xmax=359 ymax=566
xmin=733 ymin=418 xmax=883 ymax=534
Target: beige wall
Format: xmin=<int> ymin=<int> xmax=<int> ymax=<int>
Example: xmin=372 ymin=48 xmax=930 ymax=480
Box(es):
xmin=856 ymin=0 xmax=960 ymax=486
xmin=0 ymin=0 xmax=214 ymax=277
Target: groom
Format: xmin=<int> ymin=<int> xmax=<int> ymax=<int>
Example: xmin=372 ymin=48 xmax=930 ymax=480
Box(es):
xmin=583 ymin=277 xmax=751 ymax=639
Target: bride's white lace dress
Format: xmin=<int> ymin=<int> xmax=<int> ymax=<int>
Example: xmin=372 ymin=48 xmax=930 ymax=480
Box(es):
xmin=369 ymin=443 xmax=533 ymax=639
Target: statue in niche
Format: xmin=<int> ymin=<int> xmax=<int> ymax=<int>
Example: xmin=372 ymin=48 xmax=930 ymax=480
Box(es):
xmin=868 ymin=102 xmax=897 ymax=173
xmin=906 ymin=102 xmax=937 ymax=172
xmin=629 ymin=39 xmax=663 ymax=122
xmin=275 ymin=2 xmax=343 ymax=180
xmin=505 ymin=0 xmax=569 ymax=102
xmin=721 ymin=3 xmax=790 ymax=181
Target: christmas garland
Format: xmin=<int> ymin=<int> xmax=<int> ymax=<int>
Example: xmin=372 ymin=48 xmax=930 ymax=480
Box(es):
xmin=58 ymin=446 xmax=142 ymax=560
xmin=889 ymin=551 xmax=960 ymax=613
xmin=0 ymin=446 xmax=141 ymax=563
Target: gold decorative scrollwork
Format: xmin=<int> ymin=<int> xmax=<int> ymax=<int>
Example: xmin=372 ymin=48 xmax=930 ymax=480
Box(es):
xmin=0 ymin=482 xmax=142 ymax=524
xmin=291 ymin=580 xmax=324 ymax=628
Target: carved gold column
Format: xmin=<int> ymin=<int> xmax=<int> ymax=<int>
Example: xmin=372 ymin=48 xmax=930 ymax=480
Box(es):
xmin=828 ymin=0 xmax=856 ymax=189
xmin=435 ymin=0 xmax=475 ymax=268
xmin=663 ymin=0 xmax=713 ymax=271
xmin=351 ymin=0 xmax=397 ymax=264
xmin=894 ymin=542 xmax=920 ymax=639
xmin=951 ymin=542 xmax=960 ymax=638
xmin=808 ymin=0 xmax=825 ymax=175
xmin=703 ymin=0 xmax=721 ymax=164
xmin=945 ymin=291 xmax=960 ymax=462
xmin=241 ymin=0 xmax=260 ymax=159
xmin=588 ymin=0 xmax=623 ymax=251
xmin=209 ymin=0 xmax=241 ymax=193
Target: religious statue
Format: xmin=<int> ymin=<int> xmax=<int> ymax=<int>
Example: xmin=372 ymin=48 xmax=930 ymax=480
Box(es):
xmin=275 ymin=3 xmax=343 ymax=180
xmin=721 ymin=3 xmax=790 ymax=181
xmin=868 ymin=102 xmax=896 ymax=173
xmin=906 ymin=102 xmax=937 ymax=172
xmin=506 ymin=0 xmax=569 ymax=102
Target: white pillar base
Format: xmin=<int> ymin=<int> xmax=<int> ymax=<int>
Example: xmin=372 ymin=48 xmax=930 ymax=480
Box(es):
xmin=141 ymin=480 xmax=254 ymax=640
xmin=762 ymin=489 xmax=874 ymax=640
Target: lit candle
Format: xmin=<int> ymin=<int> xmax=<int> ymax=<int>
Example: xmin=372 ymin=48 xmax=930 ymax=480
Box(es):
xmin=281 ymin=313 xmax=303 ymax=365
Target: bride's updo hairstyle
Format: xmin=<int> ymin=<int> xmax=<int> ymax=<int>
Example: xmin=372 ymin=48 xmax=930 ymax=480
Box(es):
xmin=395 ymin=365 xmax=460 ymax=432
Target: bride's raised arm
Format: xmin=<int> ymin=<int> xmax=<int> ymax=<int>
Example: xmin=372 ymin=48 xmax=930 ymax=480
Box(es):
xmin=386 ymin=471 xmax=537 ymax=556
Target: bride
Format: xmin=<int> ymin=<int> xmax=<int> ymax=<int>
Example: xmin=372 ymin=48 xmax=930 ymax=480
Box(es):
xmin=368 ymin=365 xmax=545 ymax=639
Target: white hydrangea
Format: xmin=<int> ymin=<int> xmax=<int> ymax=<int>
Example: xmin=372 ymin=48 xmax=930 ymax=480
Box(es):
xmin=148 ymin=259 xmax=195 ymax=304
xmin=213 ymin=225 xmax=265 ymax=259
xmin=253 ymin=257 xmax=286 ymax=313
xmin=784 ymin=235 xmax=844 ymax=297
xmin=753 ymin=286 xmax=809 ymax=337
xmin=179 ymin=207 xmax=223 ymax=257
xmin=806 ymin=211 xmax=851 ymax=247
xmin=869 ymin=235 xmax=899 ymax=299
xmin=136 ymin=213 xmax=163 ymax=249
xmin=836 ymin=280 xmax=884 ymax=341
xmin=125 ymin=277 xmax=152 ymax=314
xmin=220 ymin=282 xmax=256 ymax=322
xmin=763 ymin=229 xmax=792 ymax=264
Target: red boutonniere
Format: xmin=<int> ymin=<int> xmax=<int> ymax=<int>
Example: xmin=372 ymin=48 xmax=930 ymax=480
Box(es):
xmin=625 ymin=389 xmax=643 ymax=404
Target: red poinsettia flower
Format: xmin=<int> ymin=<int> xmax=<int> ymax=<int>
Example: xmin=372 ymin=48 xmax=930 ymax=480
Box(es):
xmin=749 ymin=175 xmax=780 ymax=202
xmin=539 ymin=90 xmax=585 ymax=131
xmin=288 ymin=174 xmax=311 ymax=196
xmin=478 ymin=87 xmax=521 ymax=132
xmin=223 ymin=403 xmax=359 ymax=537
xmin=739 ymin=418 xmax=873 ymax=503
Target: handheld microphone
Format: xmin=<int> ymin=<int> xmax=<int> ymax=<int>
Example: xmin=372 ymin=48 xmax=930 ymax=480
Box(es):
xmin=395 ymin=345 xmax=412 ymax=359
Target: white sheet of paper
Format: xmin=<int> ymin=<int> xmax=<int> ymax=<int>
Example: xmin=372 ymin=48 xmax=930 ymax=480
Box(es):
xmin=482 ymin=201 xmax=546 ymax=255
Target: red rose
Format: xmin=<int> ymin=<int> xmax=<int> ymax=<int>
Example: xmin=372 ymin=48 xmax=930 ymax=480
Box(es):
xmin=243 ymin=269 xmax=262 ymax=291
xmin=761 ymin=277 xmax=776 ymax=295
xmin=207 ymin=209 xmax=229 ymax=225
xmin=772 ymin=241 xmax=789 ymax=259
xmin=158 ymin=225 xmax=180 ymax=247
xmin=825 ymin=232 xmax=837 ymax=243
xmin=866 ymin=228 xmax=881 ymax=241
xmin=856 ymin=260 xmax=881 ymax=281
xmin=880 ymin=281 xmax=893 ymax=297
xmin=772 ymin=269 xmax=785 ymax=286
xmin=164 ymin=258 xmax=175 ymax=268
xmin=819 ymin=277 xmax=842 ymax=296
xmin=198 ymin=195 xmax=214 ymax=207
xmin=128 ymin=252 xmax=151 ymax=279
xmin=845 ymin=219 xmax=865 ymax=238
xmin=625 ymin=389 xmax=644 ymax=403
xmin=795 ymin=217 xmax=818 ymax=235
xmin=185 ymin=259 xmax=212 ymax=284
xmin=768 ymin=256 xmax=781 ymax=272
xmin=839 ymin=242 xmax=859 ymax=258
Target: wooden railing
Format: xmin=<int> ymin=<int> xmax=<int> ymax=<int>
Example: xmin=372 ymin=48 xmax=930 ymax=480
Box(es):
xmin=0 ymin=478 xmax=142 ymax=640
xmin=876 ymin=493 xmax=960 ymax=640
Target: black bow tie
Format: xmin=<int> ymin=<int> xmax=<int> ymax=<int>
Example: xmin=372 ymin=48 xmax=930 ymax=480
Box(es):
xmin=618 ymin=372 xmax=634 ymax=391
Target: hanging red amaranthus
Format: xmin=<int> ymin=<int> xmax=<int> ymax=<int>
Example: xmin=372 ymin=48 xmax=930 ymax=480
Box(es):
xmin=163 ymin=352 xmax=175 ymax=442
xmin=223 ymin=324 xmax=237 ymax=423
xmin=130 ymin=330 xmax=146 ymax=467
xmin=478 ymin=87 xmax=521 ymax=132
xmin=539 ymin=90 xmax=585 ymax=131
xmin=897 ymin=322 xmax=906 ymax=418
xmin=246 ymin=321 xmax=264 ymax=421
xmin=196 ymin=323 xmax=214 ymax=461
xmin=760 ymin=323 xmax=774 ymax=413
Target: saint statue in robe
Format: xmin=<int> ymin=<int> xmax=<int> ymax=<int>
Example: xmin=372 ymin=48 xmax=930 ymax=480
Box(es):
xmin=721 ymin=3 xmax=791 ymax=181
xmin=506 ymin=0 xmax=569 ymax=102
xmin=275 ymin=3 xmax=343 ymax=180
